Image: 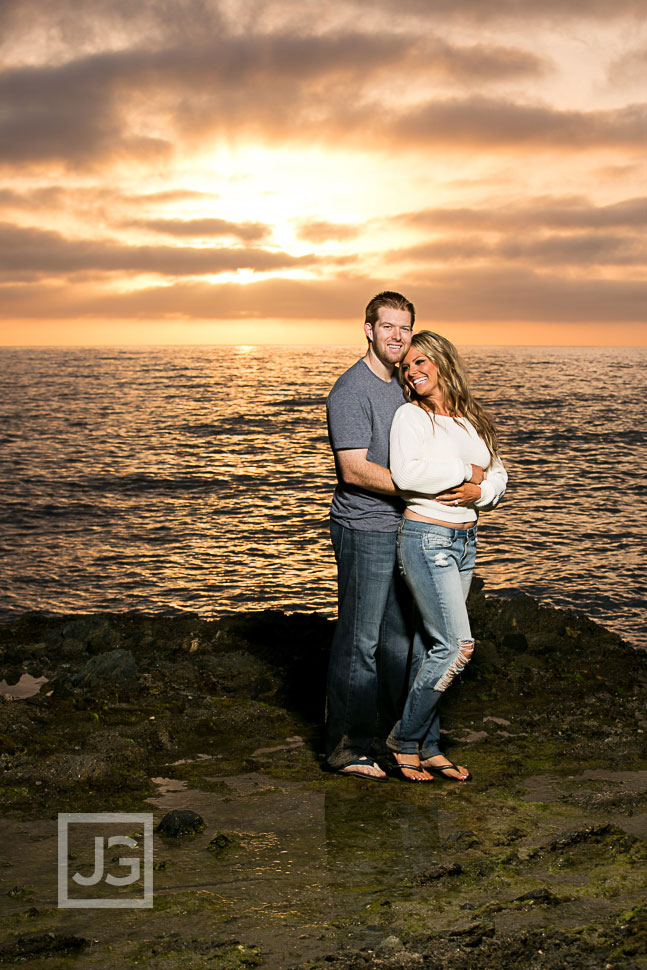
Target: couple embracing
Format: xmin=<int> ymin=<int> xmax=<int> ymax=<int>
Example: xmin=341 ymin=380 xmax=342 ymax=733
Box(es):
xmin=325 ymin=291 xmax=507 ymax=783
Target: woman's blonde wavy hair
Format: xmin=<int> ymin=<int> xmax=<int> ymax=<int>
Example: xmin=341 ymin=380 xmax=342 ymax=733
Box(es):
xmin=399 ymin=330 xmax=499 ymax=459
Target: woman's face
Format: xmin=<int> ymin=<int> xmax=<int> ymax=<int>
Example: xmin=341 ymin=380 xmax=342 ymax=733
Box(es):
xmin=401 ymin=347 xmax=440 ymax=400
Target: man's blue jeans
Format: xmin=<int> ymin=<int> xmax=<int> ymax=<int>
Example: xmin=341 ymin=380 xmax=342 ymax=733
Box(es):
xmin=387 ymin=519 xmax=477 ymax=759
xmin=326 ymin=520 xmax=414 ymax=769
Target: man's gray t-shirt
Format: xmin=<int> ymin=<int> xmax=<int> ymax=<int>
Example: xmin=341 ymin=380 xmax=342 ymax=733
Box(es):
xmin=327 ymin=359 xmax=405 ymax=531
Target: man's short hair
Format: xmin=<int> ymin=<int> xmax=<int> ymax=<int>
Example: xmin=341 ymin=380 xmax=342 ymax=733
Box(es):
xmin=365 ymin=291 xmax=415 ymax=329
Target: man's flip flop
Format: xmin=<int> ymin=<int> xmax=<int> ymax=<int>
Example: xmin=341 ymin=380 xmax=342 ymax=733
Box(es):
xmin=337 ymin=757 xmax=388 ymax=782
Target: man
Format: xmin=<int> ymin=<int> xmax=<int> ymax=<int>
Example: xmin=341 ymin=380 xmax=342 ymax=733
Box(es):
xmin=325 ymin=291 xmax=415 ymax=779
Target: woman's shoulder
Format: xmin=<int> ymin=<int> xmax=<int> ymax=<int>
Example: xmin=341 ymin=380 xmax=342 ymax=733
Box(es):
xmin=391 ymin=403 xmax=428 ymax=438
xmin=392 ymin=401 xmax=425 ymax=424
xmin=394 ymin=401 xmax=424 ymax=417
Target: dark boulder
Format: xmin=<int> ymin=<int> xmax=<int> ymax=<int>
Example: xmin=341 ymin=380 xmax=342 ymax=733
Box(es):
xmin=157 ymin=810 xmax=205 ymax=838
xmin=72 ymin=649 xmax=136 ymax=687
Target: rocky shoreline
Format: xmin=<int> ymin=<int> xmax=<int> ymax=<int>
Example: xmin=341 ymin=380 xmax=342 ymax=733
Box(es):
xmin=0 ymin=583 xmax=645 ymax=969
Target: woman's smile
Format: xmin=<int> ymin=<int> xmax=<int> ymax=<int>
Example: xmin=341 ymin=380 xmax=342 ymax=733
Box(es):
xmin=402 ymin=348 xmax=441 ymax=402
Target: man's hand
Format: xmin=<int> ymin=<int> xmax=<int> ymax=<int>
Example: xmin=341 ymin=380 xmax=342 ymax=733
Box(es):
xmin=335 ymin=449 xmax=398 ymax=496
xmin=435 ymin=482 xmax=481 ymax=506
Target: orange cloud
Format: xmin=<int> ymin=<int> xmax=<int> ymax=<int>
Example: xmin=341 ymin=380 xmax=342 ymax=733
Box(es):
xmin=0 ymin=223 xmax=319 ymax=279
xmin=2 ymin=272 xmax=645 ymax=324
xmin=124 ymin=218 xmax=272 ymax=242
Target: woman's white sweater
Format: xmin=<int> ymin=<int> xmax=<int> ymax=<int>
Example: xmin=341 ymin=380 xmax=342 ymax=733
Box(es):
xmin=389 ymin=403 xmax=507 ymax=524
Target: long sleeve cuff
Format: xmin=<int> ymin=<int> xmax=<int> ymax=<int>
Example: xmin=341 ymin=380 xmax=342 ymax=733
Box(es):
xmin=474 ymin=479 xmax=495 ymax=508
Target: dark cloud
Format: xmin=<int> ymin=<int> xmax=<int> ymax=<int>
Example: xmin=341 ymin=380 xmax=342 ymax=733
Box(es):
xmin=389 ymin=197 xmax=646 ymax=268
xmin=418 ymin=39 xmax=549 ymax=83
xmin=2 ymin=269 xmax=645 ymax=324
xmin=496 ymin=233 xmax=644 ymax=265
xmin=392 ymin=98 xmax=646 ymax=150
xmin=608 ymin=46 xmax=647 ymax=85
xmin=410 ymin=266 xmax=647 ymax=323
xmin=0 ymin=223 xmax=316 ymax=279
xmin=1 ymin=44 xmax=639 ymax=171
xmin=125 ymin=218 xmax=272 ymax=242
xmin=0 ymin=0 xmax=227 ymax=55
xmin=1 ymin=0 xmax=639 ymax=53
xmin=396 ymin=196 xmax=647 ymax=231
xmin=0 ymin=31 xmax=554 ymax=168
xmin=0 ymin=186 xmax=217 ymax=214
xmin=347 ymin=0 xmax=646 ymax=22
xmin=393 ymin=232 xmax=644 ymax=267
xmin=0 ymin=54 xmax=172 ymax=167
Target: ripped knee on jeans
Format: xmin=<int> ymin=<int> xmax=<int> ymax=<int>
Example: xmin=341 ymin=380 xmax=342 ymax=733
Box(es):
xmin=435 ymin=638 xmax=474 ymax=692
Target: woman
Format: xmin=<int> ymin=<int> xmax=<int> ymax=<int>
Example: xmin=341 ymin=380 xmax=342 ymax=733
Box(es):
xmin=387 ymin=331 xmax=507 ymax=782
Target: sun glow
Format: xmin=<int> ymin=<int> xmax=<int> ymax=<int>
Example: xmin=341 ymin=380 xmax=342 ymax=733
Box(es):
xmin=174 ymin=143 xmax=443 ymax=254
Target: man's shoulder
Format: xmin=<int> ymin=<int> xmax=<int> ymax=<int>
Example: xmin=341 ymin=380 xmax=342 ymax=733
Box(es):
xmin=328 ymin=359 xmax=403 ymax=403
xmin=328 ymin=359 xmax=366 ymax=399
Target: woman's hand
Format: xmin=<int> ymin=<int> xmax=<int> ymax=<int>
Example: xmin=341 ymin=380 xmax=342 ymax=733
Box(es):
xmin=436 ymin=483 xmax=482 ymax=506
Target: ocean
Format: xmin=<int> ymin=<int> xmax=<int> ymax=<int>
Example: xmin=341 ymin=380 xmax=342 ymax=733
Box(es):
xmin=0 ymin=345 xmax=644 ymax=645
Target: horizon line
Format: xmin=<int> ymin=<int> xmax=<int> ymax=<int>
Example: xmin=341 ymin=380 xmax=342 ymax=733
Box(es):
xmin=1 ymin=342 xmax=645 ymax=351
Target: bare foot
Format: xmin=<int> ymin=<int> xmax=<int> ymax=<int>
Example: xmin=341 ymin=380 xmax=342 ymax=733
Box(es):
xmin=420 ymin=756 xmax=471 ymax=781
xmin=338 ymin=757 xmax=387 ymax=780
xmin=394 ymin=754 xmax=433 ymax=783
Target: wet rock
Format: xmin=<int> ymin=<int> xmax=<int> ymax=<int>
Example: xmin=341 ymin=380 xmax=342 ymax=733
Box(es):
xmin=513 ymin=888 xmax=561 ymax=906
xmin=1 ymin=665 xmax=22 ymax=686
xmin=548 ymin=823 xmax=610 ymax=851
xmin=494 ymin=827 xmax=526 ymax=846
xmin=0 ymin=932 xmax=89 ymax=961
xmin=441 ymin=830 xmax=480 ymax=851
xmin=448 ymin=920 xmax=496 ymax=947
xmin=199 ymin=652 xmax=280 ymax=700
xmin=373 ymin=936 xmax=423 ymax=967
xmin=147 ymin=935 xmax=261 ymax=964
xmin=64 ymin=617 xmax=119 ymax=654
xmin=47 ymin=676 xmax=75 ymax=698
xmin=6 ymin=886 xmax=32 ymax=898
xmin=502 ymin=633 xmax=529 ymax=652
xmin=157 ymin=810 xmax=205 ymax=837
xmin=179 ymin=635 xmax=209 ymax=654
xmin=37 ymin=616 xmax=121 ymax=661
xmin=72 ymin=648 xmax=137 ymax=686
xmin=416 ymin=862 xmax=463 ymax=884
xmin=472 ymin=639 xmax=499 ymax=665
xmin=375 ymin=936 xmax=404 ymax=955
xmin=611 ymin=904 xmax=647 ymax=959
xmin=207 ymin=833 xmax=233 ymax=853
xmin=219 ymin=610 xmax=331 ymax=720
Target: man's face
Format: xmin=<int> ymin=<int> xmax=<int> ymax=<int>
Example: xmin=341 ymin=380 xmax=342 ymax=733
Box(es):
xmin=364 ymin=307 xmax=413 ymax=366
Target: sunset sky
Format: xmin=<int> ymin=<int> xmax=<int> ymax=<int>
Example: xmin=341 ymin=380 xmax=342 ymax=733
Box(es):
xmin=1 ymin=0 xmax=645 ymax=346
